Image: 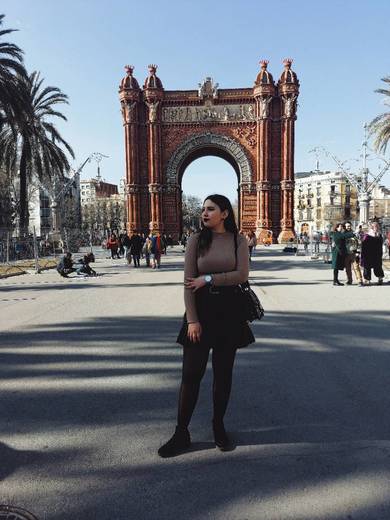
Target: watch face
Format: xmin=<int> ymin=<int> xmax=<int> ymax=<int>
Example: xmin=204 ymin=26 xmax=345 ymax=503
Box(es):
xmin=205 ymin=275 xmax=211 ymax=283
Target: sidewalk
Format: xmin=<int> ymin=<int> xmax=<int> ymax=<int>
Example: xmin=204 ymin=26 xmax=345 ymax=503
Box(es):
xmin=0 ymin=246 xmax=390 ymax=520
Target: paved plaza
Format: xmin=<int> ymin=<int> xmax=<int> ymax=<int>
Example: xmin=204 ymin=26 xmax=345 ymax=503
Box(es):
xmin=0 ymin=246 xmax=390 ymax=520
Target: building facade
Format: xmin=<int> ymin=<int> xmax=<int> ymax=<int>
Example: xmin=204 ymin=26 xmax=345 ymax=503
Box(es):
xmin=119 ymin=60 xmax=300 ymax=241
xmin=80 ymin=179 xmax=118 ymax=205
xmin=294 ymin=170 xmax=390 ymax=234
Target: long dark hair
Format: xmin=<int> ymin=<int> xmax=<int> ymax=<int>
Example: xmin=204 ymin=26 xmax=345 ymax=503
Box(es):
xmin=197 ymin=194 xmax=238 ymax=256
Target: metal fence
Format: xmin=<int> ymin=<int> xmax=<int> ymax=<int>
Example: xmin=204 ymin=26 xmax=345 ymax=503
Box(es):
xmin=0 ymin=228 xmax=100 ymax=277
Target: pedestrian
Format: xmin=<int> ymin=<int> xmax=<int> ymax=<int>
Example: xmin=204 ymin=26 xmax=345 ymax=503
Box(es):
xmin=57 ymin=252 xmax=75 ymax=278
xmin=331 ymin=223 xmax=348 ymax=286
xmin=344 ymin=221 xmax=364 ymax=286
xmin=107 ymin=233 xmax=120 ymax=259
xmin=246 ymin=230 xmax=257 ymax=261
xmin=312 ymin=231 xmax=321 ymax=254
xmin=129 ymin=230 xmax=143 ymax=267
xmin=158 ymin=194 xmax=254 ymax=458
xmin=361 ymin=221 xmax=385 ymax=285
xmin=122 ymin=232 xmax=132 ymax=264
xmin=118 ymin=234 xmax=125 ymax=258
xmin=301 ymin=232 xmax=309 ymax=254
xmin=181 ymin=232 xmax=187 ymax=252
xmin=150 ymin=232 xmax=162 ymax=269
xmin=143 ymin=234 xmax=152 ymax=267
xmin=161 ymin=233 xmax=168 ymax=255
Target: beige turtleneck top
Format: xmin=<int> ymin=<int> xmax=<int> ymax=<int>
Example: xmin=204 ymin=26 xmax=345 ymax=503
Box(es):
xmin=184 ymin=231 xmax=249 ymax=323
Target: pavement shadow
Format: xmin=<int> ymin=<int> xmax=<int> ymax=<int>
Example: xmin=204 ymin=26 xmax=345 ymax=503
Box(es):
xmin=2 ymin=312 xmax=390 ymax=518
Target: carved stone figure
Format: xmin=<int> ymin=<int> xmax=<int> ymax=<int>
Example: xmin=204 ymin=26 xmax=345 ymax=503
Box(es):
xmin=122 ymin=101 xmax=136 ymax=124
xmin=259 ymin=96 xmax=272 ymax=118
xmin=146 ymin=101 xmax=159 ymax=122
xmin=198 ymin=77 xmax=219 ymax=100
xmin=282 ymin=95 xmax=297 ymax=118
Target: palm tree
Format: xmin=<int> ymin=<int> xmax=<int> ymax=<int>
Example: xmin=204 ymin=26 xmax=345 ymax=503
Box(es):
xmin=0 ymin=71 xmax=75 ymax=235
xmin=369 ymin=76 xmax=390 ymax=154
xmin=0 ymin=14 xmax=27 ymax=130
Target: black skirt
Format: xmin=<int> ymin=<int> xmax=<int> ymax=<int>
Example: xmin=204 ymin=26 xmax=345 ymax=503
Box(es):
xmin=177 ymin=285 xmax=255 ymax=350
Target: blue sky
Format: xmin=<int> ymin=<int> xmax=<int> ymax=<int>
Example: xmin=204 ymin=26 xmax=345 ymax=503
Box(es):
xmin=2 ymin=0 xmax=389 ymax=202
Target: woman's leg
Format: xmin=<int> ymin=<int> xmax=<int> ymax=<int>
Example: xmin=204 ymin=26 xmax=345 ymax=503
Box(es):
xmin=177 ymin=346 xmax=210 ymax=428
xmin=373 ymin=264 xmax=384 ymax=280
xmin=211 ymin=348 xmax=237 ymax=424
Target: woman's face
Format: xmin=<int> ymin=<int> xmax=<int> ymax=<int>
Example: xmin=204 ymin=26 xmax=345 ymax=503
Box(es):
xmin=336 ymin=224 xmax=343 ymax=232
xmin=201 ymin=199 xmax=228 ymax=229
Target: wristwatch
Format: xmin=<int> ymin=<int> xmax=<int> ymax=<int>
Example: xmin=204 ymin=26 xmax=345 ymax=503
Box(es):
xmin=204 ymin=274 xmax=213 ymax=285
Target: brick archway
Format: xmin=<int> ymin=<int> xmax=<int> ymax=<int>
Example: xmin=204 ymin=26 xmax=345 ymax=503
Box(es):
xmin=119 ymin=60 xmax=299 ymax=241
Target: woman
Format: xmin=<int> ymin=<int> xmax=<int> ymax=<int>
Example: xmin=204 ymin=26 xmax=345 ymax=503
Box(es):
xmin=331 ymin=223 xmax=347 ymax=286
xmin=107 ymin=234 xmax=120 ymax=259
xmin=158 ymin=194 xmax=254 ymax=458
xmin=246 ymin=230 xmax=257 ymax=261
xmin=361 ymin=222 xmax=384 ymax=285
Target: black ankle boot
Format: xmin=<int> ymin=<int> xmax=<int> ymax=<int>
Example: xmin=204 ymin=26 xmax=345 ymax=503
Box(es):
xmin=333 ymin=280 xmax=344 ymax=286
xmin=212 ymin=420 xmax=232 ymax=451
xmin=158 ymin=426 xmax=191 ymax=458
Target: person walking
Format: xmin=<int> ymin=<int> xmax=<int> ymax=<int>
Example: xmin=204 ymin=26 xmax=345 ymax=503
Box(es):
xmin=107 ymin=234 xmax=120 ymax=259
xmin=122 ymin=232 xmax=132 ymax=265
xmin=331 ymin=223 xmax=348 ymax=286
xmin=150 ymin=233 xmax=162 ymax=269
xmin=143 ymin=234 xmax=152 ymax=267
xmin=344 ymin=221 xmax=364 ymax=287
xmin=129 ymin=231 xmax=143 ymax=268
xmin=246 ymin=230 xmax=257 ymax=261
xmin=361 ymin=221 xmax=385 ymax=285
xmin=158 ymin=194 xmax=254 ymax=458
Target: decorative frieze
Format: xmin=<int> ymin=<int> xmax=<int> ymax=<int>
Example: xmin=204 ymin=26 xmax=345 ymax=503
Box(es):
xmin=161 ymin=103 xmax=256 ymax=124
xmin=256 ymin=181 xmax=271 ymax=191
xmin=126 ymin=183 xmax=142 ymax=194
xmin=148 ymin=183 xmax=163 ymax=194
xmin=281 ymin=180 xmax=295 ymax=190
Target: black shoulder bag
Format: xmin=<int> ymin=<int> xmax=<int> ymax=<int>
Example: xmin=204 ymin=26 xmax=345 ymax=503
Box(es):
xmin=234 ymin=234 xmax=265 ymax=322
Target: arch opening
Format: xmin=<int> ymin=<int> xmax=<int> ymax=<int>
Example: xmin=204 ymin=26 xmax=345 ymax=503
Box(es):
xmin=181 ymin=155 xmax=239 ymax=234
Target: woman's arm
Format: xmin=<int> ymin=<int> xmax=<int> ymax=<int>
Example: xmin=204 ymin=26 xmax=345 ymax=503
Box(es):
xmin=184 ymin=234 xmax=200 ymax=323
xmin=212 ymin=235 xmax=249 ymax=286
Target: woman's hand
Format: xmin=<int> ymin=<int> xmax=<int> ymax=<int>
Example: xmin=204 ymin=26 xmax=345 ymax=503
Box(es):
xmin=187 ymin=322 xmax=202 ymax=343
xmin=185 ymin=276 xmax=207 ymax=292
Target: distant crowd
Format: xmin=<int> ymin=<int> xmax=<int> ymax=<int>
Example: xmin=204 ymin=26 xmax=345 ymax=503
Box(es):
xmin=331 ymin=221 xmax=388 ymax=286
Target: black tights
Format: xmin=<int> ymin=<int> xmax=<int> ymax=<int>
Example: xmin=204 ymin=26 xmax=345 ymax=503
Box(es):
xmin=177 ymin=347 xmax=237 ymax=428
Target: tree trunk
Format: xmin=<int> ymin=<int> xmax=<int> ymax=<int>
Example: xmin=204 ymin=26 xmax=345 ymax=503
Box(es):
xmin=19 ymin=141 xmax=29 ymax=237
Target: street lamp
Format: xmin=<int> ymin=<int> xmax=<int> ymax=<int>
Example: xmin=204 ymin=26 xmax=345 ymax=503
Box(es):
xmin=312 ymin=124 xmax=390 ymax=227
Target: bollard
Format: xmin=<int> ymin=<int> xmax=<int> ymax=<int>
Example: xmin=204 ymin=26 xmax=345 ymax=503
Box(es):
xmin=33 ymin=227 xmax=41 ymax=274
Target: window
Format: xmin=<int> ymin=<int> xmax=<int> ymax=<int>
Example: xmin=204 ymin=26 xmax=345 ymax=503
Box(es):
xmin=345 ymin=184 xmax=351 ymax=194
xmin=316 ymin=209 xmax=321 ymax=220
xmin=317 ymin=198 xmax=321 ymax=206
xmin=330 ymin=197 xmax=334 ymax=205
xmin=345 ymin=195 xmax=350 ymax=205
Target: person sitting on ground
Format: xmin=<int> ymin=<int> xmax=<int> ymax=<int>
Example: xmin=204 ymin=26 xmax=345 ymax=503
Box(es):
xmin=76 ymin=253 xmax=97 ymax=277
xmin=57 ymin=252 xmax=75 ymax=278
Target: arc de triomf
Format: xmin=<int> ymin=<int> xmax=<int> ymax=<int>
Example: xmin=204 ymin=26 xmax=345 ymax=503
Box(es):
xmin=119 ymin=59 xmax=299 ymax=242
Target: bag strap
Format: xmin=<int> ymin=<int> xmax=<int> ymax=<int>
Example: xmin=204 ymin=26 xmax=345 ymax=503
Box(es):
xmin=233 ymin=232 xmax=238 ymax=270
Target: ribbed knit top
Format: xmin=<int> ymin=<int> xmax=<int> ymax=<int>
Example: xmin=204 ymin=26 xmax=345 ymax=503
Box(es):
xmin=184 ymin=231 xmax=249 ymax=323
